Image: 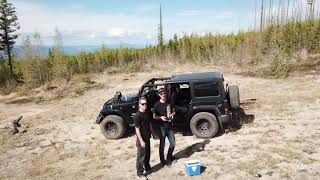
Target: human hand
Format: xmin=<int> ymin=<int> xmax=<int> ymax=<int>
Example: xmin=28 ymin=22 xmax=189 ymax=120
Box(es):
xmin=160 ymin=116 xmax=167 ymax=121
xmin=140 ymin=140 xmax=146 ymax=148
xmin=168 ymin=114 xmax=174 ymax=122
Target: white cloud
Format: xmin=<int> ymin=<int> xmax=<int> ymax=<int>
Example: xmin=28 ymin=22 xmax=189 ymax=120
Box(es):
xmin=146 ymin=34 xmax=153 ymax=39
xmin=108 ymin=28 xmax=127 ymax=37
xmin=13 ymin=1 xmax=260 ymax=46
xmin=89 ymin=33 xmax=96 ymax=39
xmin=176 ymin=10 xmax=202 ymax=16
xmin=14 ymin=1 xmax=158 ymax=45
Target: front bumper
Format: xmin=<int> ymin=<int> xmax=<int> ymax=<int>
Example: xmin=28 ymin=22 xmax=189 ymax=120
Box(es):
xmin=96 ymin=113 xmax=104 ymax=124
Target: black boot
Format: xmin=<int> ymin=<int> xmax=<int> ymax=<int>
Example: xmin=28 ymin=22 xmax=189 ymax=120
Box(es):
xmin=166 ymin=147 xmax=175 ymax=167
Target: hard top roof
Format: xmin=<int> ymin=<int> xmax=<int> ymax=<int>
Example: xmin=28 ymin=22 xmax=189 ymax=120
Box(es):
xmin=169 ymin=72 xmax=223 ymax=82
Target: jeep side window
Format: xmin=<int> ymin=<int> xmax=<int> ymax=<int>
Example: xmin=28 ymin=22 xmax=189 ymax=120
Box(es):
xmin=194 ymin=81 xmax=220 ymax=97
xmin=175 ymin=83 xmax=190 ymax=105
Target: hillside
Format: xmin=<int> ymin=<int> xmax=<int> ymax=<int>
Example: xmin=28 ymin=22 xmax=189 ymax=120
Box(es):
xmin=1 ymin=20 xmax=320 ymax=91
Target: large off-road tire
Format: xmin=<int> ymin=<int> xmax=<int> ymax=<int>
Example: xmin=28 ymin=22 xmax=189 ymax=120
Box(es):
xmin=100 ymin=115 xmax=127 ymax=139
xmin=190 ymin=112 xmax=219 ymax=139
xmin=228 ymin=85 xmax=240 ymax=109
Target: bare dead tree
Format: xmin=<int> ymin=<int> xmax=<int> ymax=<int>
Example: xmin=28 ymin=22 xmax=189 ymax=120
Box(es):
xmin=269 ymin=0 xmax=273 ymax=25
xmin=286 ymin=0 xmax=290 ymax=23
xmin=277 ymin=0 xmax=281 ymax=24
xmin=255 ymin=0 xmax=257 ymax=30
xmin=260 ymin=0 xmax=265 ymax=31
xmin=291 ymin=0 xmax=296 ymax=22
xmin=281 ymin=0 xmax=284 ymax=23
xmin=307 ymin=0 xmax=316 ymax=20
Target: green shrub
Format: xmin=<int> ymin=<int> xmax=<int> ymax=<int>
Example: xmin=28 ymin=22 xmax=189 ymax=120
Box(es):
xmin=71 ymin=74 xmax=93 ymax=84
xmin=270 ymin=53 xmax=292 ymax=79
xmin=1 ymin=20 xmax=320 ymax=90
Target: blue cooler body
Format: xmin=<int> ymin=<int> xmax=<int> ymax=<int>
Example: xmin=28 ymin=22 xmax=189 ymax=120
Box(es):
xmin=185 ymin=160 xmax=201 ymax=176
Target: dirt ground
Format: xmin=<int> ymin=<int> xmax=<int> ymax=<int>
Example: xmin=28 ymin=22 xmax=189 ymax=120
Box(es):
xmin=1 ymin=63 xmax=320 ymax=180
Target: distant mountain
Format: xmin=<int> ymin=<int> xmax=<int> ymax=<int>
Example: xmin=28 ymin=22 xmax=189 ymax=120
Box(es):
xmin=63 ymin=45 xmax=102 ymax=55
xmin=62 ymin=44 xmax=145 ymax=55
xmin=0 ymin=44 xmax=147 ymax=59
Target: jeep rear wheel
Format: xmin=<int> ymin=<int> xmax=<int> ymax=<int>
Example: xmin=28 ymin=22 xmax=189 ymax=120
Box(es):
xmin=190 ymin=112 xmax=219 ymax=138
xmin=100 ymin=115 xmax=127 ymax=139
xmin=228 ymin=85 xmax=240 ymax=109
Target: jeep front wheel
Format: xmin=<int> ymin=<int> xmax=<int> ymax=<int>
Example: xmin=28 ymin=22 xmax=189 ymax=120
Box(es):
xmin=100 ymin=115 xmax=127 ymax=139
xmin=190 ymin=112 xmax=219 ymax=138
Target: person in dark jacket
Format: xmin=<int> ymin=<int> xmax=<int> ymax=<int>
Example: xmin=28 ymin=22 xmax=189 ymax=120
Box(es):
xmin=135 ymin=97 xmax=155 ymax=179
xmin=153 ymin=88 xmax=176 ymax=166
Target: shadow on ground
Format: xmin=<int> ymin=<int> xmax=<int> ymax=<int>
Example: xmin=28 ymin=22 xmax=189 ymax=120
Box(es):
xmin=174 ymin=139 xmax=210 ymax=160
xmin=201 ymin=166 xmax=207 ymax=174
xmin=225 ymin=99 xmax=256 ymax=133
xmin=123 ymin=127 xmax=135 ymax=138
xmin=147 ymin=140 xmax=210 ymax=175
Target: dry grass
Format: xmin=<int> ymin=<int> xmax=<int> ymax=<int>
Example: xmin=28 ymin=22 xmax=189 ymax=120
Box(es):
xmin=258 ymin=129 xmax=283 ymax=144
xmin=238 ymin=53 xmax=320 ymax=79
xmin=237 ymin=153 xmax=280 ymax=175
xmin=1 ymin=64 xmax=320 ymax=179
xmin=1 ymin=76 xmax=105 ymax=104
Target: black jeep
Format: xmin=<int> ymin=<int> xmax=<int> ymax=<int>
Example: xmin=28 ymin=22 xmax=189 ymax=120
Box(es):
xmin=96 ymin=72 xmax=240 ymax=139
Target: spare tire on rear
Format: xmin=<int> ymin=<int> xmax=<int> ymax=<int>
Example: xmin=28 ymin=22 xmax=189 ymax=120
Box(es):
xmin=100 ymin=115 xmax=127 ymax=139
xmin=190 ymin=112 xmax=219 ymax=139
xmin=228 ymin=85 xmax=240 ymax=109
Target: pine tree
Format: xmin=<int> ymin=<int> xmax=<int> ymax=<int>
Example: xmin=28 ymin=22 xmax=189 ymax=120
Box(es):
xmin=0 ymin=0 xmax=20 ymax=79
xmin=21 ymin=35 xmax=34 ymax=86
xmin=52 ymin=28 xmax=70 ymax=80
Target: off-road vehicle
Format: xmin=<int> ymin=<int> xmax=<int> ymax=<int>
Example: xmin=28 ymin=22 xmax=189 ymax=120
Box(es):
xmin=96 ymin=72 xmax=240 ymax=139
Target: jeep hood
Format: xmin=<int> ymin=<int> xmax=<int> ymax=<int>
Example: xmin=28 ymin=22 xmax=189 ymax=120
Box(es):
xmin=104 ymin=93 xmax=138 ymax=106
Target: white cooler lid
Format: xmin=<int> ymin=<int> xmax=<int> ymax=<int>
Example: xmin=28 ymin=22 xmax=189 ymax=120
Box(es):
xmin=185 ymin=159 xmax=201 ymax=166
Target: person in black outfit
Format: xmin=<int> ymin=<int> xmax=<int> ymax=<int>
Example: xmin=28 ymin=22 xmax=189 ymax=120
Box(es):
xmin=153 ymin=88 xmax=176 ymax=167
xmin=134 ymin=97 xmax=155 ymax=179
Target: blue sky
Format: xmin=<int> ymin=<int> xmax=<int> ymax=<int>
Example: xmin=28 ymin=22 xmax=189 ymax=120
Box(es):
xmin=12 ymin=0 xmax=317 ymax=46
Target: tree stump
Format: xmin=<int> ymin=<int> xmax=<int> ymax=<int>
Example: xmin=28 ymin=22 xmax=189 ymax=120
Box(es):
xmin=12 ymin=115 xmax=23 ymax=134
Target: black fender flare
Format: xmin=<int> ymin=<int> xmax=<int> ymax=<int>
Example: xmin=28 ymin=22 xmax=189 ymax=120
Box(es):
xmin=96 ymin=110 xmax=128 ymax=124
xmin=187 ymin=105 xmax=224 ymax=129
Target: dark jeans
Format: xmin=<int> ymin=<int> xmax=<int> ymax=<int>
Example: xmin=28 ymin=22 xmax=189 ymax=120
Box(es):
xmin=136 ymin=138 xmax=151 ymax=176
xmin=159 ymin=125 xmax=175 ymax=163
